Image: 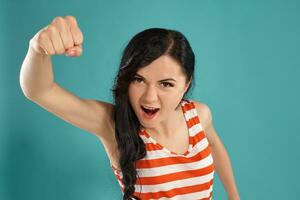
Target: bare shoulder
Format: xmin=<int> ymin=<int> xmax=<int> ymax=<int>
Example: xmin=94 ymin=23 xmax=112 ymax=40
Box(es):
xmin=93 ymin=100 xmax=115 ymax=129
xmin=190 ymin=99 xmax=213 ymax=130
xmin=92 ymin=99 xmax=115 ymax=140
xmin=191 ymin=99 xmax=221 ymax=147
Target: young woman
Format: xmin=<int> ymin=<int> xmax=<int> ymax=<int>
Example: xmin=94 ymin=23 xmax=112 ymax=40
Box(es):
xmin=20 ymin=16 xmax=240 ymax=200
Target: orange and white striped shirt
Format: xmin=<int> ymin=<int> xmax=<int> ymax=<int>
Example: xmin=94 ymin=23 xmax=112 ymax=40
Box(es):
xmin=111 ymin=99 xmax=215 ymax=199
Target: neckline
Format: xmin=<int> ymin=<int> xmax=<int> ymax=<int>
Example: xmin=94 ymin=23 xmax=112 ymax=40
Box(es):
xmin=140 ymin=99 xmax=193 ymax=157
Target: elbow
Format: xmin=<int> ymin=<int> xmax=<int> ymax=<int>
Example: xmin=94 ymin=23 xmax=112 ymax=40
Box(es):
xmin=20 ymin=87 xmax=34 ymax=100
xmin=19 ymin=80 xmax=35 ymax=100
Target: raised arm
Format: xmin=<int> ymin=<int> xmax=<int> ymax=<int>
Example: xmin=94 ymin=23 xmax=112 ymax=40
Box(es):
xmin=20 ymin=15 xmax=83 ymax=99
xmin=19 ymin=16 xmax=115 ymax=141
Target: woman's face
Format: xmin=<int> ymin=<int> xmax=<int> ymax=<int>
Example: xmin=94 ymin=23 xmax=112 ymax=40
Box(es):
xmin=128 ymin=55 xmax=191 ymax=128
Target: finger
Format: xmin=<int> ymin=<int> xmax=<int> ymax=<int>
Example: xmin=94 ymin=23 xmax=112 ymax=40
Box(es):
xmin=52 ymin=17 xmax=74 ymax=49
xmin=70 ymin=26 xmax=83 ymax=45
xmin=47 ymin=25 xmax=65 ymax=54
xmin=66 ymin=44 xmax=83 ymax=57
xmin=65 ymin=16 xmax=83 ymax=45
xmin=38 ymin=31 xmax=55 ymax=55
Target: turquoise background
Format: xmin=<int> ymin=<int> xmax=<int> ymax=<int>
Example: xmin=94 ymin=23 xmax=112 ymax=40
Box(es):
xmin=1 ymin=0 xmax=299 ymax=199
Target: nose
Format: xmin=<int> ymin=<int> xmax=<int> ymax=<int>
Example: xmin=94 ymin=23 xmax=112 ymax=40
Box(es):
xmin=143 ymin=85 xmax=158 ymax=103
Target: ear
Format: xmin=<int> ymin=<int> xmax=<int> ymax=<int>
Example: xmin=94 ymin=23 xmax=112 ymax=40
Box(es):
xmin=184 ymin=77 xmax=192 ymax=93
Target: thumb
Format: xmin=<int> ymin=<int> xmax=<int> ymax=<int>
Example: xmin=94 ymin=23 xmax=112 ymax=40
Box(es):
xmin=66 ymin=44 xmax=83 ymax=57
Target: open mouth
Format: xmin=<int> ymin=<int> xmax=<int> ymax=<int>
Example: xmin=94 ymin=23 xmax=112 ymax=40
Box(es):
xmin=141 ymin=105 xmax=160 ymax=118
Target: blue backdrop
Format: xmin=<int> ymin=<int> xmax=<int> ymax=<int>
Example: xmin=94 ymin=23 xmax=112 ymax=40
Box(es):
xmin=1 ymin=0 xmax=299 ymax=199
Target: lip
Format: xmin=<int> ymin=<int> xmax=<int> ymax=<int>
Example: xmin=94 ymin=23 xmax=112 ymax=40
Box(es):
xmin=141 ymin=105 xmax=160 ymax=109
xmin=140 ymin=106 xmax=160 ymax=120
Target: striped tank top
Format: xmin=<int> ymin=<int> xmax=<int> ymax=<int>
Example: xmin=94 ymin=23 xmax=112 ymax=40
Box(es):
xmin=111 ymin=99 xmax=215 ymax=199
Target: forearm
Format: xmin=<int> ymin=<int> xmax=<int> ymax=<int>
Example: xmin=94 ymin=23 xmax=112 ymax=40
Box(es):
xmin=211 ymin=142 xmax=240 ymax=200
xmin=19 ymin=42 xmax=54 ymax=99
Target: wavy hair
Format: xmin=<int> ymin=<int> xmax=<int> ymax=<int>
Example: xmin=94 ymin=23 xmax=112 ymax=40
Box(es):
xmin=111 ymin=28 xmax=195 ymax=199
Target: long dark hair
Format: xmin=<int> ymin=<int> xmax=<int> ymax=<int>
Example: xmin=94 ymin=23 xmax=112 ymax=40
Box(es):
xmin=111 ymin=28 xmax=195 ymax=199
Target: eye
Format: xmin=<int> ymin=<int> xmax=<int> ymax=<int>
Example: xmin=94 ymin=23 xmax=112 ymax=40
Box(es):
xmin=161 ymin=82 xmax=174 ymax=88
xmin=133 ymin=77 xmax=143 ymax=83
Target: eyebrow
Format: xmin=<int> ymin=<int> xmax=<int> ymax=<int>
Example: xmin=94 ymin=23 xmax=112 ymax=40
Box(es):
xmin=135 ymin=73 xmax=176 ymax=82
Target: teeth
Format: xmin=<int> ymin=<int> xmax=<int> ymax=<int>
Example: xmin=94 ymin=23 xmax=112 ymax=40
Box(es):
xmin=142 ymin=105 xmax=158 ymax=110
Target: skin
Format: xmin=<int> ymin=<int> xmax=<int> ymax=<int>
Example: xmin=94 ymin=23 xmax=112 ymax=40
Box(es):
xmin=128 ymin=55 xmax=191 ymax=138
xmin=21 ymin=14 xmax=239 ymax=197
xmin=127 ymin=55 xmax=240 ymax=199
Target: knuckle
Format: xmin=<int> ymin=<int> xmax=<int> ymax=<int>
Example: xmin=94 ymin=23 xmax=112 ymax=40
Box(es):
xmin=47 ymin=24 xmax=56 ymax=32
xmin=65 ymin=15 xmax=73 ymax=19
xmin=51 ymin=17 xmax=65 ymax=31
xmin=65 ymin=15 xmax=76 ymax=22
xmin=53 ymin=16 xmax=64 ymax=24
xmin=37 ymin=31 xmax=47 ymax=41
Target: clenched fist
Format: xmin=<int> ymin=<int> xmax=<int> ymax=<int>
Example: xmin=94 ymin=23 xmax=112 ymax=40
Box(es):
xmin=29 ymin=16 xmax=83 ymax=57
